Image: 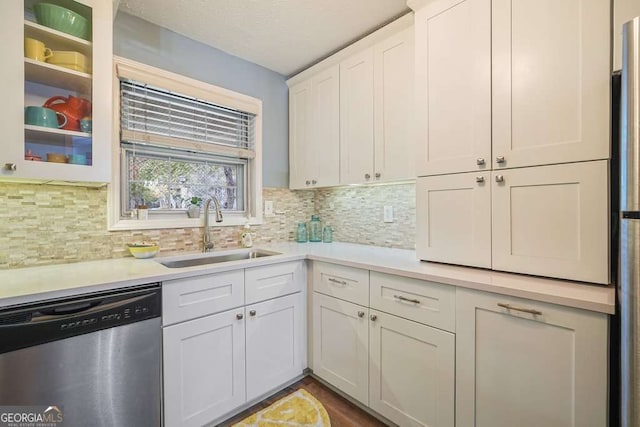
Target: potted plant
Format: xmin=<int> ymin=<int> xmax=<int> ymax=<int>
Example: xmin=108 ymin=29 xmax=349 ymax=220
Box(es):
xmin=187 ymin=197 xmax=202 ymax=218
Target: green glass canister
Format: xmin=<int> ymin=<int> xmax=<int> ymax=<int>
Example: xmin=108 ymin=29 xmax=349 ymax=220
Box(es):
xmin=309 ymin=215 xmax=322 ymax=242
xmin=296 ymin=222 xmax=308 ymax=243
xmin=322 ymin=225 xmax=333 ymax=243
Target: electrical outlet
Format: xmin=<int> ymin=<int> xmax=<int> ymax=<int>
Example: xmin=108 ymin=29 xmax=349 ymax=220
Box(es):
xmin=264 ymin=200 xmax=274 ymax=216
xmin=384 ymin=205 xmax=393 ymax=223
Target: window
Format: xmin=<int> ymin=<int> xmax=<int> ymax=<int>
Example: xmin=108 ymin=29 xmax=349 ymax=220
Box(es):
xmin=109 ymin=57 xmax=262 ymax=230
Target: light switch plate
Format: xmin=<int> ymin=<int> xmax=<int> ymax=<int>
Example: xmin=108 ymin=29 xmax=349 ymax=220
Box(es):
xmin=384 ymin=205 xmax=393 ymax=223
xmin=264 ymin=200 xmax=274 ymax=216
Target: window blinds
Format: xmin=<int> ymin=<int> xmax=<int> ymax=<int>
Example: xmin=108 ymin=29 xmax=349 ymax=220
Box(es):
xmin=120 ymin=80 xmax=256 ymax=159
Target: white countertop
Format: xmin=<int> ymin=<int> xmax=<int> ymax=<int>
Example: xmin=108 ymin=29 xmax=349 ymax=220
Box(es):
xmin=0 ymin=242 xmax=615 ymax=314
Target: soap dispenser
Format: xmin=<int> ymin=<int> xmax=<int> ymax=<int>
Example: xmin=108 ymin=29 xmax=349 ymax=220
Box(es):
xmin=240 ymin=223 xmax=255 ymax=248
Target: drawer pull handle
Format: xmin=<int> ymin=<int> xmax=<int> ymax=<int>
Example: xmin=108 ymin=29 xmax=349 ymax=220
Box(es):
xmin=357 ymin=311 xmax=365 ymax=318
xmin=370 ymin=314 xmax=378 ymax=321
xmin=497 ymin=303 xmax=542 ymax=316
xmin=328 ymin=278 xmax=348 ymax=286
xmin=394 ymin=295 xmax=420 ymax=304
xmin=249 ymin=310 xmax=256 ymax=316
xmin=236 ymin=313 xmax=244 ymax=320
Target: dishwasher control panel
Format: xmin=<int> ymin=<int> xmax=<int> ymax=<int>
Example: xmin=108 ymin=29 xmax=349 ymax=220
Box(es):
xmin=0 ymin=284 xmax=161 ymax=354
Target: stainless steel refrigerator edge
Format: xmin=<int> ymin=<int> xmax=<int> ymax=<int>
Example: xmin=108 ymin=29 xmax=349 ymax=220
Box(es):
xmin=619 ymin=16 xmax=640 ymax=427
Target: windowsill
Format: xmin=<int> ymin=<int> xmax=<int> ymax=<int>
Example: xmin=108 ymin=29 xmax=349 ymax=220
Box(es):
xmin=108 ymin=214 xmax=263 ymax=231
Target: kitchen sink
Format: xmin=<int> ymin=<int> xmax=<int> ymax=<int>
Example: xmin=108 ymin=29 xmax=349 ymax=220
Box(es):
xmin=158 ymin=249 xmax=280 ymax=268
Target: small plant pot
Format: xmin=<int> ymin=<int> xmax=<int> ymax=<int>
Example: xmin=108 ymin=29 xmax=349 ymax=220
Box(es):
xmin=187 ymin=206 xmax=201 ymax=218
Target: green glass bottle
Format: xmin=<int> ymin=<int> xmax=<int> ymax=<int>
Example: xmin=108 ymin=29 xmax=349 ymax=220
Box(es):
xmin=309 ymin=215 xmax=322 ymax=242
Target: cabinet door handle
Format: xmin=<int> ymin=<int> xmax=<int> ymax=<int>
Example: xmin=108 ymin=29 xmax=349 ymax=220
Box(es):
xmin=495 ymin=175 xmax=504 ymax=183
xmin=370 ymin=314 xmax=378 ymax=321
xmin=328 ymin=277 xmax=348 ymax=286
xmin=357 ymin=311 xmax=365 ymax=318
xmin=4 ymin=163 xmax=17 ymax=171
xmin=497 ymin=303 xmax=542 ymax=316
xmin=249 ymin=310 xmax=256 ymax=317
xmin=476 ymin=176 xmax=485 ymax=183
xmin=365 ymin=173 xmax=371 ymax=180
xmin=305 ymin=180 xmax=311 ymax=185
xmin=236 ymin=313 xmax=244 ymax=320
xmin=312 ymin=179 xmax=317 ymax=185
xmin=375 ymin=172 xmax=381 ymax=178
xmin=393 ymin=294 xmax=421 ymax=304
xmin=496 ymin=156 xmax=505 ymax=164
xmin=476 ymin=158 xmax=485 ymax=166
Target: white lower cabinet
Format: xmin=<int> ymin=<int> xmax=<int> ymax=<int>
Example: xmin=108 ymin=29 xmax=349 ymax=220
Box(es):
xmin=312 ymin=264 xmax=456 ymax=427
xmin=246 ymin=292 xmax=305 ymax=402
xmin=456 ymin=288 xmax=608 ymax=427
xmin=312 ymin=292 xmax=370 ymax=405
xmin=369 ymin=311 xmax=455 ymax=427
xmin=163 ymin=262 xmax=306 ymax=426
xmin=163 ymin=308 xmax=246 ymax=427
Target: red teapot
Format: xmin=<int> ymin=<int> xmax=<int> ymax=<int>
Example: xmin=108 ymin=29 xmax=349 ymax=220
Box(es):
xmin=43 ymin=95 xmax=92 ymax=131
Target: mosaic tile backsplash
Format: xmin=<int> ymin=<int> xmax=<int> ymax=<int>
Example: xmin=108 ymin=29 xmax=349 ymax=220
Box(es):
xmin=0 ymin=182 xmax=415 ymax=269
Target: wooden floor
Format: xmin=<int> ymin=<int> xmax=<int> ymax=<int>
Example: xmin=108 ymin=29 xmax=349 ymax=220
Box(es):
xmin=220 ymin=376 xmax=389 ymax=426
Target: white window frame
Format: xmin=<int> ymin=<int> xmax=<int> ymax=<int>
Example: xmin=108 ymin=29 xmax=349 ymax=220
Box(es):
xmin=108 ymin=56 xmax=263 ymax=231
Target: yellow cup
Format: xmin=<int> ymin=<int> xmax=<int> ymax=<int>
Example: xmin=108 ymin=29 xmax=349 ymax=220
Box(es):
xmin=24 ymin=37 xmax=53 ymax=61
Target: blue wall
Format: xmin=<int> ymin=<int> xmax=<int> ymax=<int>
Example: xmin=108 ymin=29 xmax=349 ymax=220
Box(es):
xmin=113 ymin=12 xmax=289 ymax=188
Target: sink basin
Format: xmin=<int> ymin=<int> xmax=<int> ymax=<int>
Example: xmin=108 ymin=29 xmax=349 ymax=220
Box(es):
xmin=158 ymin=249 xmax=280 ymax=268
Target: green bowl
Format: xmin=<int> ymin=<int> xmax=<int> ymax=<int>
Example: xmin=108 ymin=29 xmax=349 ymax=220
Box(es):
xmin=33 ymin=3 xmax=90 ymax=41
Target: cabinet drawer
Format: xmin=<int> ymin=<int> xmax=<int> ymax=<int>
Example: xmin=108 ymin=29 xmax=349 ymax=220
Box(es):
xmin=245 ymin=261 xmax=305 ymax=305
xmin=313 ymin=262 xmax=369 ymax=306
xmin=370 ymin=272 xmax=456 ymax=332
xmin=163 ymin=270 xmax=245 ymax=326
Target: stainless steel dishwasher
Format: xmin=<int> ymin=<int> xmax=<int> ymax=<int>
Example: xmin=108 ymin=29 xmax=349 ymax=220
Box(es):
xmin=0 ymin=284 xmax=162 ymax=427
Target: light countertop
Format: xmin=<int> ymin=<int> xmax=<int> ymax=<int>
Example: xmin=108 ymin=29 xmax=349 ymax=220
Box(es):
xmin=0 ymin=242 xmax=615 ymax=314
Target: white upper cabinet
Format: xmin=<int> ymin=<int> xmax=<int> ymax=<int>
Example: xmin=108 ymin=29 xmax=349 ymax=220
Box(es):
xmin=340 ymin=48 xmax=375 ymax=185
xmin=492 ymin=0 xmax=610 ymax=169
xmin=310 ymin=65 xmax=341 ymax=188
xmin=416 ymin=172 xmax=492 ymax=268
xmin=0 ymin=0 xmax=112 ymax=185
xmin=414 ymin=0 xmax=491 ymax=176
xmin=492 ymin=160 xmax=609 ymax=284
xmin=288 ymin=15 xmax=414 ymax=189
xmin=288 ymin=80 xmax=312 ymax=190
xmin=288 ymin=66 xmax=340 ymax=190
xmin=340 ymin=28 xmax=416 ymax=185
xmin=374 ymin=27 xmax=415 ymax=182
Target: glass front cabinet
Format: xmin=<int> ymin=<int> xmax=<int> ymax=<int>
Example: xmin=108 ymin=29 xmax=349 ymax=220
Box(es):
xmin=0 ymin=0 xmax=112 ymax=184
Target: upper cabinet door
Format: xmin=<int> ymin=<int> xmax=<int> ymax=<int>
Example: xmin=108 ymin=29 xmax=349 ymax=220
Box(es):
xmin=340 ymin=48 xmax=375 ymax=185
xmin=491 ymin=160 xmax=609 ymax=284
xmin=416 ymin=172 xmax=492 ymax=268
xmin=492 ymin=0 xmax=610 ymax=169
xmin=1 ymin=0 xmax=112 ymax=184
xmin=311 ymin=65 xmax=340 ymax=187
xmin=415 ymin=0 xmax=491 ymax=177
xmin=373 ymin=27 xmax=415 ymax=182
xmin=289 ymin=80 xmax=312 ymax=190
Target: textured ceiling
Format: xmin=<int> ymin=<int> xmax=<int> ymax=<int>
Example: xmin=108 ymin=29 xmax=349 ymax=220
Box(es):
xmin=117 ymin=0 xmax=410 ymax=76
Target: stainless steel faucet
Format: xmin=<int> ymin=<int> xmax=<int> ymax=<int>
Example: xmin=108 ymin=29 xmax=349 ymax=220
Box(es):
xmin=202 ymin=197 xmax=223 ymax=252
